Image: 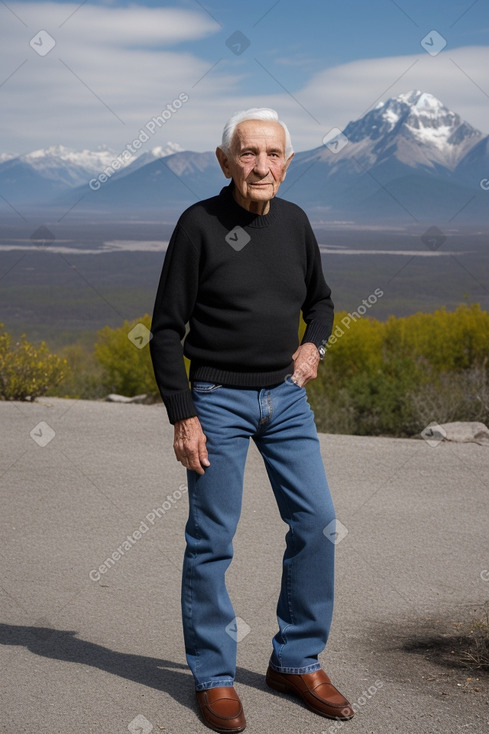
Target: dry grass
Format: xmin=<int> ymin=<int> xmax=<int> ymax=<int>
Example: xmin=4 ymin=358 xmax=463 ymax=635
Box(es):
xmin=461 ymin=602 xmax=489 ymax=671
xmin=401 ymin=603 xmax=489 ymax=674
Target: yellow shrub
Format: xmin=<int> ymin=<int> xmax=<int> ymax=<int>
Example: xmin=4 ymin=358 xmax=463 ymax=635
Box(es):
xmin=0 ymin=325 xmax=68 ymax=400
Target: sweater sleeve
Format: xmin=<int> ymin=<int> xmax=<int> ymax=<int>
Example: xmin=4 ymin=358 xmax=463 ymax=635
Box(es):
xmin=300 ymin=219 xmax=334 ymax=349
xmin=150 ymin=222 xmax=200 ymax=424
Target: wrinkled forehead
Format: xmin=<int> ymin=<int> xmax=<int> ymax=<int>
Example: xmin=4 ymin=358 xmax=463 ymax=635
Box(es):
xmin=231 ymin=120 xmax=286 ymax=152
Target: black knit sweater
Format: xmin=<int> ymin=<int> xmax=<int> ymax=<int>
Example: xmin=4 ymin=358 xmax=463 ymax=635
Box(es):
xmin=150 ymin=183 xmax=334 ymax=424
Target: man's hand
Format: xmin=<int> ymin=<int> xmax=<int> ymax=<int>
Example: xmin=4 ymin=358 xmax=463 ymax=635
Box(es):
xmin=291 ymin=342 xmax=320 ymax=387
xmin=173 ymin=416 xmax=210 ymax=475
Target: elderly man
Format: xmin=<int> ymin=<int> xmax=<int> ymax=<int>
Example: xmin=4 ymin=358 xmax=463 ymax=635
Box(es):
xmin=150 ymin=108 xmax=353 ymax=732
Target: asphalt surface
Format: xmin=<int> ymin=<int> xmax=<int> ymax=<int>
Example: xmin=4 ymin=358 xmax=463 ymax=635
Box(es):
xmin=1 ymin=397 xmax=488 ymax=734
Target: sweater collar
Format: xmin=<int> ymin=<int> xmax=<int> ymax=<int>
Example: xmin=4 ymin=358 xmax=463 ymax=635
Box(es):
xmin=219 ymin=182 xmax=277 ymax=229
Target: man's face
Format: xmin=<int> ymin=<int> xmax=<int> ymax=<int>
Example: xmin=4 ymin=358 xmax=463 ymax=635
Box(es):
xmin=216 ymin=120 xmax=294 ymax=214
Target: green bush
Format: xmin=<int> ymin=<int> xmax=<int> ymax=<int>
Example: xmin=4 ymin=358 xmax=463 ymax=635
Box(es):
xmin=94 ymin=314 xmax=159 ymax=397
xmin=308 ymin=304 xmax=489 ymax=436
xmin=49 ymin=343 xmax=106 ymax=399
xmin=0 ymin=325 xmax=68 ymax=400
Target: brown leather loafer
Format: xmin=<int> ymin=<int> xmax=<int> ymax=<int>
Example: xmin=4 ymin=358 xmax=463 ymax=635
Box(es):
xmin=266 ymin=666 xmax=354 ymax=720
xmin=196 ymin=686 xmax=246 ymax=733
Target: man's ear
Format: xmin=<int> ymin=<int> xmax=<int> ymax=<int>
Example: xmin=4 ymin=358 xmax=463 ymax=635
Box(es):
xmin=216 ymin=147 xmax=232 ymax=178
xmin=282 ymin=152 xmax=294 ymax=180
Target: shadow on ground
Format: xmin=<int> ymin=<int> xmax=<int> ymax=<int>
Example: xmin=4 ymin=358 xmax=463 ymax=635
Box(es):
xmin=0 ymin=622 xmax=268 ymax=712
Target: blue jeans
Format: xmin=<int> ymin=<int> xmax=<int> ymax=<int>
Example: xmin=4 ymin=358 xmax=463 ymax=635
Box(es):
xmin=182 ymin=379 xmax=336 ymax=691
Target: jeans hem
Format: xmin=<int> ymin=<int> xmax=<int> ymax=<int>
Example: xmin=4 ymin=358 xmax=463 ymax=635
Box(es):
xmin=268 ymin=659 xmax=321 ymax=675
xmin=195 ymin=679 xmax=234 ymax=691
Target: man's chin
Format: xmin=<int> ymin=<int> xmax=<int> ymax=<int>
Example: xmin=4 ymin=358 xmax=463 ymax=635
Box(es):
xmin=233 ymin=184 xmax=279 ymax=212
xmin=247 ymin=185 xmax=277 ymax=200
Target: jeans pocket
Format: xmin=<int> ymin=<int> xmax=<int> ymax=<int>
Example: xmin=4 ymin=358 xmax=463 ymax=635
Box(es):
xmin=285 ymin=374 xmax=304 ymax=389
xmin=192 ymin=381 xmax=223 ymax=393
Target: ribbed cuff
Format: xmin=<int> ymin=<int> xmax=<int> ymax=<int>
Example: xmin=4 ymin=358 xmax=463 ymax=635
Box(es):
xmin=162 ymin=390 xmax=197 ymax=425
xmin=302 ymin=321 xmax=332 ymax=349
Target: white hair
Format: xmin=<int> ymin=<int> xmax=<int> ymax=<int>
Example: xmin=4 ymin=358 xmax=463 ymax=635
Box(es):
xmin=219 ymin=107 xmax=293 ymax=158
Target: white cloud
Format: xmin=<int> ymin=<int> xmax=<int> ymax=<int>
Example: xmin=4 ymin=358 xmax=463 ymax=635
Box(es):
xmin=296 ymin=46 xmax=489 ymax=139
xmin=0 ymin=2 xmax=229 ymax=150
xmin=0 ymin=3 xmax=487 ymax=155
xmin=3 ymin=2 xmax=219 ymax=44
xmin=173 ymin=45 xmax=489 ymax=153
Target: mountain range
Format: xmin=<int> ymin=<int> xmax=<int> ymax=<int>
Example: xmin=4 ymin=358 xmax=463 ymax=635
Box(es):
xmin=1 ymin=91 xmax=488 ymax=224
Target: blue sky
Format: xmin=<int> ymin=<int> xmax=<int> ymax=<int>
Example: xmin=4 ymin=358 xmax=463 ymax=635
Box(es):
xmin=1 ymin=0 xmax=488 ymax=153
xmin=168 ymin=0 xmax=489 ymax=81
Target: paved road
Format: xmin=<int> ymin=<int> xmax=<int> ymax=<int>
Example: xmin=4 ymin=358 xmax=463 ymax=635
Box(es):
xmin=1 ymin=398 xmax=488 ymax=733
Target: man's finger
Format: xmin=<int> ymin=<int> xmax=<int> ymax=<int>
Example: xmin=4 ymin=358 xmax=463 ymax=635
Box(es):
xmin=198 ymin=433 xmax=210 ymax=468
xmin=185 ymin=448 xmax=208 ymax=474
xmin=186 ymin=457 xmax=206 ymax=475
xmin=199 ymin=448 xmax=211 ymax=467
xmin=174 ymin=445 xmax=187 ymax=463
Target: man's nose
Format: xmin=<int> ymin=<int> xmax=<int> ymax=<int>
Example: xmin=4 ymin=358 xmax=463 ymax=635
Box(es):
xmin=253 ymin=153 xmax=269 ymax=176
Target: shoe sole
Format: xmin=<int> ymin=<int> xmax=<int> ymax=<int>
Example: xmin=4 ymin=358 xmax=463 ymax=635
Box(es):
xmin=197 ymin=703 xmax=246 ymax=733
xmin=198 ymin=712 xmax=246 ymax=734
xmin=202 ymin=726 xmax=245 ymax=734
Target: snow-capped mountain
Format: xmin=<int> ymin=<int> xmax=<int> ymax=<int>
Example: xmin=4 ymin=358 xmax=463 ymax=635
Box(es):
xmin=117 ymin=142 xmax=184 ymax=175
xmin=0 ymin=145 xmax=119 ymax=202
xmin=282 ymin=90 xmax=486 ymax=220
xmin=0 ymin=143 xmax=184 ymax=202
xmin=12 ymin=145 xmax=119 ymax=185
xmin=342 ymin=90 xmax=481 ymax=170
xmin=0 ymin=93 xmax=486 ymax=222
xmin=287 ymin=90 xmax=482 ymax=185
xmin=73 ymin=150 xmax=223 ymax=213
